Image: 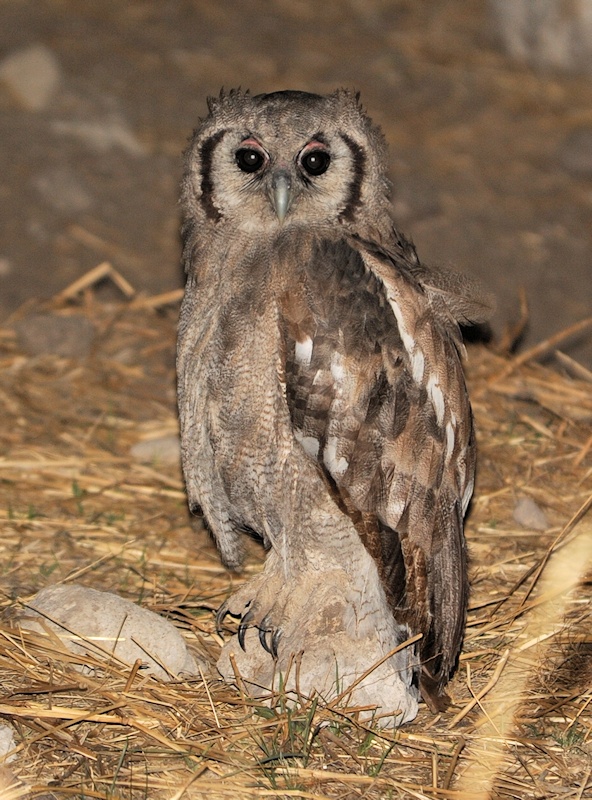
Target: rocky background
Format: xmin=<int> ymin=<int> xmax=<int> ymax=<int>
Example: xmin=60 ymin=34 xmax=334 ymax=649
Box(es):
xmin=1 ymin=0 xmax=591 ymax=363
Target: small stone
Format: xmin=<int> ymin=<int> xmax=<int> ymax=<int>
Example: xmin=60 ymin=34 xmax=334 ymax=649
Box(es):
xmin=19 ymin=584 xmax=202 ymax=681
xmin=51 ymin=117 xmax=147 ymax=157
xmin=33 ymin=165 xmax=94 ymax=213
xmin=513 ymin=496 xmax=549 ymax=531
xmin=130 ymin=434 xmax=181 ymax=466
xmin=14 ymin=314 xmax=95 ymax=358
xmin=0 ymin=724 xmax=16 ymax=763
xmin=489 ymin=0 xmax=592 ymax=75
xmin=0 ymin=257 xmax=12 ymax=277
xmin=558 ymin=129 xmax=592 ymax=177
xmin=0 ymin=43 xmax=61 ymax=111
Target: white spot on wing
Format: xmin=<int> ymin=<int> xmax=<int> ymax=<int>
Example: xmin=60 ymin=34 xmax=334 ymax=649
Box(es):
xmin=427 ymin=374 xmax=445 ymax=423
xmin=295 ymin=336 xmax=313 ymax=367
xmin=330 ymin=351 xmax=345 ymax=383
xmin=445 ymin=421 xmax=455 ymax=460
xmin=324 ymin=435 xmax=349 ymax=476
xmin=294 ymin=429 xmax=320 ymax=459
xmin=386 ymin=294 xmax=425 ymax=383
xmin=386 ymin=494 xmax=406 ymax=527
xmin=411 ymin=350 xmax=425 ymax=384
xmin=461 ymin=473 xmax=474 ymax=515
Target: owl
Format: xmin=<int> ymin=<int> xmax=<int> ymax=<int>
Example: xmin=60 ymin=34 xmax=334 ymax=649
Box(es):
xmin=177 ymin=89 xmax=492 ymax=716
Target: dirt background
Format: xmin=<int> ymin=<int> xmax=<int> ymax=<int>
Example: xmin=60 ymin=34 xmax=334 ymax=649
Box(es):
xmin=1 ymin=0 xmax=591 ymax=364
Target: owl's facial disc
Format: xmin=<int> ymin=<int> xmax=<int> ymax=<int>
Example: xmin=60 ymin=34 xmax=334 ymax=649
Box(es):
xmin=222 ymin=126 xmax=350 ymax=231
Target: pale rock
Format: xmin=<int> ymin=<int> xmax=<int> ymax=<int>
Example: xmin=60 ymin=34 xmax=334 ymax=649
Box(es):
xmin=0 ymin=43 xmax=61 ymax=111
xmin=489 ymin=0 xmax=592 ymax=75
xmin=14 ymin=313 xmax=95 ymax=358
xmin=19 ymin=584 xmax=202 ymax=681
xmin=513 ymin=496 xmax=549 ymax=531
xmin=0 ymin=724 xmax=16 ymax=763
xmin=33 ymin=165 xmax=94 ymax=213
xmin=130 ymin=434 xmax=181 ymax=466
xmin=51 ymin=116 xmax=147 ymax=157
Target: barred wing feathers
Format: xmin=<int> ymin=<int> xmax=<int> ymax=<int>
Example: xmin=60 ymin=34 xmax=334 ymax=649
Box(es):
xmin=281 ymin=233 xmax=476 ymax=706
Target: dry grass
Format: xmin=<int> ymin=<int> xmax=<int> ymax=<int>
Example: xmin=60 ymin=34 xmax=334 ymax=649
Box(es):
xmin=0 ymin=276 xmax=590 ymax=799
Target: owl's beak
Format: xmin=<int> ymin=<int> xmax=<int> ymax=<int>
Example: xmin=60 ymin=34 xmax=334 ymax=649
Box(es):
xmin=271 ymin=170 xmax=293 ymax=223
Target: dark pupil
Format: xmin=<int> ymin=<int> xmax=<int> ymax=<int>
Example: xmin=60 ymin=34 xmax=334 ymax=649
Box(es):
xmin=236 ymin=148 xmax=264 ymax=173
xmin=302 ymin=150 xmax=330 ymax=176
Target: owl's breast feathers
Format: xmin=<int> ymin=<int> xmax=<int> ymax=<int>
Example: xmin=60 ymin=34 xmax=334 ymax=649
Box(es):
xmin=279 ymin=231 xmax=480 ymax=706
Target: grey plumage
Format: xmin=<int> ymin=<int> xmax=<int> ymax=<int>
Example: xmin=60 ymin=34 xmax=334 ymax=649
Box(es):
xmin=177 ymin=89 xmax=493 ymax=712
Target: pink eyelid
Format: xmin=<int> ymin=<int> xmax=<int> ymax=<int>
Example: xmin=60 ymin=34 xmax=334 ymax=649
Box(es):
xmin=237 ymin=138 xmax=328 ymax=160
xmin=300 ymin=140 xmax=329 ymax=155
xmin=239 ymin=137 xmax=266 ymax=152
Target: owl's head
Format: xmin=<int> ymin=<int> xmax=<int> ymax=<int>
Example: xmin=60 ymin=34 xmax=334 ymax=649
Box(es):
xmin=182 ymin=89 xmax=391 ymax=235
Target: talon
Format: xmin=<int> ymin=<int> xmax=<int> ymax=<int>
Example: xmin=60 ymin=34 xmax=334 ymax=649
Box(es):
xmin=259 ymin=625 xmax=272 ymax=654
xmin=215 ymin=601 xmax=229 ymax=635
xmin=271 ymin=627 xmax=282 ymax=660
xmin=238 ymin=608 xmax=254 ymax=651
xmin=238 ymin=624 xmax=247 ymax=651
xmin=258 ymin=616 xmax=274 ymax=655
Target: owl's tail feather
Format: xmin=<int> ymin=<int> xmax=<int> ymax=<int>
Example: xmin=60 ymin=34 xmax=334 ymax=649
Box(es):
xmin=378 ymin=495 xmax=467 ymax=710
xmin=421 ymin=497 xmax=468 ymax=705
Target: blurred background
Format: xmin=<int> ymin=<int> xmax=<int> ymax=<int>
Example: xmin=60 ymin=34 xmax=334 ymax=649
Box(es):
xmin=1 ymin=0 xmax=591 ymax=364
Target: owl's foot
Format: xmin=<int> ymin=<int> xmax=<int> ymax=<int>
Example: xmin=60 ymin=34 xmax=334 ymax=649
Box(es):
xmin=215 ymin=567 xmax=289 ymax=660
xmin=216 ymin=563 xmax=420 ymax=727
xmin=216 ymin=601 xmax=282 ymax=657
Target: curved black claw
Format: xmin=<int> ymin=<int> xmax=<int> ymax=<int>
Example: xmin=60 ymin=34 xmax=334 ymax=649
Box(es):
xmin=257 ymin=616 xmax=281 ymax=659
xmin=271 ymin=627 xmax=282 ymax=660
xmin=258 ymin=618 xmax=275 ymax=655
xmin=237 ymin=607 xmax=255 ymax=651
xmin=215 ymin=601 xmax=230 ymax=635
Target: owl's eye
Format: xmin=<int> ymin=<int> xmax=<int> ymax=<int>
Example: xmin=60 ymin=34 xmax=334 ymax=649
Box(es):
xmin=235 ymin=147 xmax=266 ymax=173
xmin=300 ymin=149 xmax=331 ymax=176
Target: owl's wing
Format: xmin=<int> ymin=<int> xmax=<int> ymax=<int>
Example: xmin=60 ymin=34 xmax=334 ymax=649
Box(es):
xmin=281 ymin=233 xmax=479 ymax=707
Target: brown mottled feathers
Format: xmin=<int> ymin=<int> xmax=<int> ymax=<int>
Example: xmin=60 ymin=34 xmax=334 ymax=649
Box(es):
xmin=279 ymin=232 xmax=475 ymax=706
xmin=177 ymin=89 xmax=493 ymax=711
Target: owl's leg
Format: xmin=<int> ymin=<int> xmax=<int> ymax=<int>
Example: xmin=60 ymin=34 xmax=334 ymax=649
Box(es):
xmin=215 ymin=514 xmax=420 ymax=726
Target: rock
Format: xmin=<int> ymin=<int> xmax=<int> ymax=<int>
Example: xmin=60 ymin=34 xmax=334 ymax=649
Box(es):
xmin=33 ymin=165 xmax=94 ymax=214
xmin=0 ymin=724 xmax=16 ymax=763
xmin=130 ymin=434 xmax=181 ymax=466
xmin=19 ymin=584 xmax=202 ymax=682
xmin=51 ymin=116 xmax=147 ymax=157
xmin=513 ymin=496 xmax=549 ymax=531
xmin=14 ymin=313 xmax=95 ymax=358
xmin=0 ymin=43 xmax=62 ymax=111
xmin=557 ymin=129 xmax=592 ymax=178
xmin=489 ymin=0 xmax=592 ymax=75
xmin=0 ymin=257 xmax=12 ymax=278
